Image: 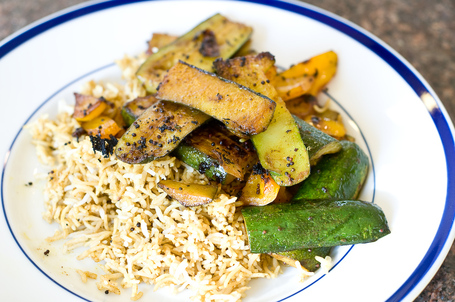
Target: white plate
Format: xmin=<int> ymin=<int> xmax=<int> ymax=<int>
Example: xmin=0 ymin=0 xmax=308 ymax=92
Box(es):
xmin=1 ymin=1 xmax=454 ymax=301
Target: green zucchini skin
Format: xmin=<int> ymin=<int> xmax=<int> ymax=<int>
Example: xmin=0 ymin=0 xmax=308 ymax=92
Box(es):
xmin=242 ymin=199 xmax=390 ymax=253
xmin=137 ymin=13 xmax=253 ymax=94
xmin=271 ymin=247 xmax=332 ymax=272
xmin=292 ymin=140 xmax=369 ymax=201
xmin=173 ymin=144 xmax=228 ymax=183
xmin=293 ymin=115 xmax=342 ymax=166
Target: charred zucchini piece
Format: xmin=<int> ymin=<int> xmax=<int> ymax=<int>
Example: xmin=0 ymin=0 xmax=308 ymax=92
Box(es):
xmin=242 ymin=199 xmax=390 ymax=253
xmin=173 ymin=144 xmax=228 ymax=183
xmin=214 ymin=53 xmax=310 ymax=186
xmin=271 ymin=247 xmax=332 ymax=272
xmin=293 ymin=115 xmax=342 ymax=165
xmin=292 ymin=140 xmax=369 ymax=201
xmin=238 ymin=163 xmax=280 ymax=206
xmin=73 ymin=93 xmax=107 ymax=122
xmin=177 ymin=122 xmax=257 ymax=180
xmin=156 ymin=61 xmax=276 ymax=138
xmin=137 ymin=13 xmax=252 ymax=93
xmin=121 ymin=95 xmax=159 ymax=127
xmin=115 ymin=101 xmax=210 ymax=164
xmin=158 ymin=180 xmax=218 ymax=207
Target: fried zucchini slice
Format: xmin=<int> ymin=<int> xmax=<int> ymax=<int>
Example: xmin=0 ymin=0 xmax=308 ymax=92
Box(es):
xmin=121 ymin=95 xmax=159 ymax=127
xmin=293 ymin=115 xmax=342 ymax=166
xmin=214 ymin=52 xmax=310 ymax=186
xmin=156 ymin=61 xmax=276 ymax=138
xmin=158 ymin=180 xmax=219 ymax=207
xmin=137 ymin=13 xmax=252 ymax=93
xmin=176 ymin=122 xmax=257 ymax=180
xmin=115 ymin=101 xmax=210 ymax=164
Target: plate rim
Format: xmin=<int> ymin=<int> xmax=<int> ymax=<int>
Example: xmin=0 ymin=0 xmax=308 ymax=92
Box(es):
xmin=1 ymin=0 xmax=454 ymax=301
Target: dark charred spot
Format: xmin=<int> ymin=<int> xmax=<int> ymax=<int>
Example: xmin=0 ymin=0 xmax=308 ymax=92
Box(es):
xmin=199 ymin=29 xmax=220 ymax=57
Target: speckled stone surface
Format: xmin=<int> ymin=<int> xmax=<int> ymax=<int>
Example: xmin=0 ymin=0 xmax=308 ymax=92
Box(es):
xmin=1 ymin=0 xmax=454 ymax=300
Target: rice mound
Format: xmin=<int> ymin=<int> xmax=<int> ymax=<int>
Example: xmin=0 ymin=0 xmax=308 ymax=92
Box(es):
xmin=28 ymin=54 xmax=282 ymax=301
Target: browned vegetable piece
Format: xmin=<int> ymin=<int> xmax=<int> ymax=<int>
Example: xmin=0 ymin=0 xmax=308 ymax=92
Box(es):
xmin=183 ymin=122 xmax=258 ymax=180
xmin=274 ymin=51 xmax=338 ymax=100
xmin=121 ymin=95 xmax=159 ymax=126
xmin=304 ymin=109 xmax=346 ymax=140
xmin=73 ymin=93 xmax=107 ymax=122
xmin=115 ymin=101 xmax=210 ymax=164
xmin=137 ymin=13 xmax=252 ymax=93
xmin=146 ymin=33 xmax=178 ymax=55
xmin=238 ymin=163 xmax=280 ymax=206
xmin=81 ymin=116 xmax=122 ymax=139
xmin=232 ymin=39 xmax=256 ymax=57
xmin=214 ymin=53 xmax=310 ymax=186
xmin=273 ymin=70 xmax=315 ymax=101
xmin=156 ymin=61 xmax=276 ymax=139
xmin=285 ymin=94 xmax=318 ymax=120
xmin=158 ymin=179 xmax=219 ymax=207
xmin=273 ymin=186 xmax=293 ymax=204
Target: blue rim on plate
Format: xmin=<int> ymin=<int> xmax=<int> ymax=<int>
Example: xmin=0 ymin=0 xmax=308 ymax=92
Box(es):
xmin=1 ymin=1 xmax=454 ymax=301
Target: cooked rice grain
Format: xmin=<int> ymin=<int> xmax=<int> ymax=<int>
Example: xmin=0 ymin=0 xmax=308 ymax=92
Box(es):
xmin=29 ymin=55 xmax=281 ymax=301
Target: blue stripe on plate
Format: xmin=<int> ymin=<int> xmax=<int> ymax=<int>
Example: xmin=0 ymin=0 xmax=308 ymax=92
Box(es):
xmin=1 ymin=0 xmax=454 ymax=301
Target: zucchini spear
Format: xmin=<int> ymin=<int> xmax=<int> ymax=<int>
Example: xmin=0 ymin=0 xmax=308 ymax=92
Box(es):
xmin=156 ymin=61 xmax=276 ymax=138
xmin=137 ymin=13 xmax=252 ymax=93
xmin=214 ymin=52 xmax=310 ymax=186
xmin=242 ymin=199 xmax=390 ymax=253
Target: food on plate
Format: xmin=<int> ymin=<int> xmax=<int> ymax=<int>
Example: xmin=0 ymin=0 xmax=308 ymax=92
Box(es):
xmin=28 ymin=13 xmax=389 ymax=302
xmin=213 ymin=52 xmax=310 ymax=186
xmin=115 ymin=100 xmax=210 ymax=164
xmin=137 ymin=13 xmax=252 ymax=93
xmin=155 ymin=61 xmax=277 ymax=138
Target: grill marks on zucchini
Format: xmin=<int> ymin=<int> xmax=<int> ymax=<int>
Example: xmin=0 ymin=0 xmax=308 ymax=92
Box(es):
xmin=137 ymin=13 xmax=252 ymax=93
xmin=115 ymin=101 xmax=210 ymax=164
xmin=213 ymin=52 xmax=310 ymax=186
xmin=156 ymin=61 xmax=276 ymax=138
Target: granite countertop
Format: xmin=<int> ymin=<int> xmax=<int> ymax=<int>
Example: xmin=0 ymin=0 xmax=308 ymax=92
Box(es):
xmin=1 ymin=0 xmax=454 ymax=300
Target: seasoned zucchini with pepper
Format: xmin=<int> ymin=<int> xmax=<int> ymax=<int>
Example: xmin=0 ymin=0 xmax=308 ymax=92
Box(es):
xmin=137 ymin=13 xmax=252 ymax=93
xmin=115 ymin=101 xmax=210 ymax=164
xmin=156 ymin=61 xmax=276 ymax=138
xmin=174 ymin=122 xmax=257 ymax=181
xmin=292 ymin=140 xmax=369 ymax=201
xmin=121 ymin=95 xmax=158 ymax=127
xmin=214 ymin=52 xmax=310 ymax=186
xmin=293 ymin=115 xmax=342 ymax=165
xmin=242 ymin=199 xmax=390 ymax=253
